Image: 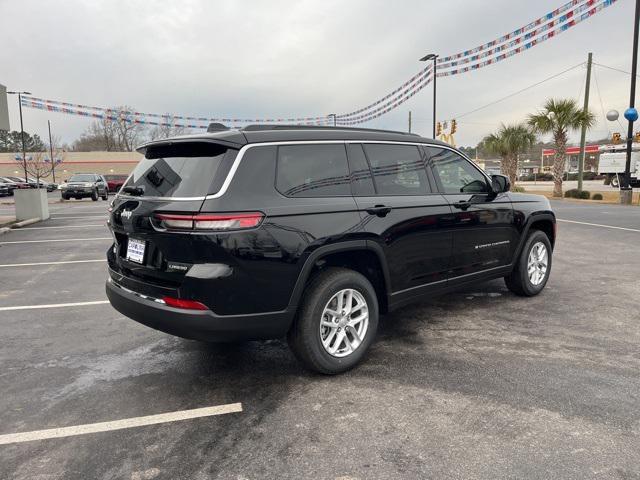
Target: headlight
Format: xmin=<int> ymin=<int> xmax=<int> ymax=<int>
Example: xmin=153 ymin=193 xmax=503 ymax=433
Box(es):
xmin=84 ymin=183 xmax=94 ymax=187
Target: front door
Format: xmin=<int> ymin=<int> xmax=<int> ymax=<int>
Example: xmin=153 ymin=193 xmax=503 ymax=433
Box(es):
xmin=347 ymin=142 xmax=454 ymax=305
xmin=425 ymin=147 xmax=516 ymax=285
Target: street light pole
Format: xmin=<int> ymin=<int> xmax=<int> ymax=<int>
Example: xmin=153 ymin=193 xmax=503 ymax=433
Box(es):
xmin=419 ymin=53 xmax=438 ymax=138
xmin=48 ymin=120 xmax=56 ymax=184
xmin=621 ymin=0 xmax=640 ymax=204
xmin=7 ymin=90 xmax=32 ymax=183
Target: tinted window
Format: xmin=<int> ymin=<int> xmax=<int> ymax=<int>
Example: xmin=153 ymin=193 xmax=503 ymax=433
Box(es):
xmin=276 ymin=144 xmax=350 ymax=197
xmin=69 ymin=174 xmax=97 ymax=182
xmin=363 ymin=144 xmax=430 ymax=195
xmin=427 ymin=148 xmax=489 ymax=194
xmin=123 ymin=142 xmax=231 ymax=197
xmin=346 ymin=144 xmax=375 ymax=196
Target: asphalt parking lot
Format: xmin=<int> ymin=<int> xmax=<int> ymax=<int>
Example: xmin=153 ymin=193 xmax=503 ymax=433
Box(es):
xmin=0 ymin=198 xmax=639 ymax=479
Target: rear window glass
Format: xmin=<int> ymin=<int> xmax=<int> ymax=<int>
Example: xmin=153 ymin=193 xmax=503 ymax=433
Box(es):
xmin=123 ymin=143 xmax=232 ymax=197
xmin=276 ymin=144 xmax=350 ymax=197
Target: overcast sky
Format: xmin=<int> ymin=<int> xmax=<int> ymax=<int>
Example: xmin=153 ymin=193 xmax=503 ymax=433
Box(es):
xmin=0 ymin=0 xmax=635 ymax=147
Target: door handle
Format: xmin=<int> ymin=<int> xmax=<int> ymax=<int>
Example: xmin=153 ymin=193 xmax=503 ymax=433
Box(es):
xmin=366 ymin=205 xmax=392 ymax=217
xmin=453 ymin=200 xmax=471 ymax=211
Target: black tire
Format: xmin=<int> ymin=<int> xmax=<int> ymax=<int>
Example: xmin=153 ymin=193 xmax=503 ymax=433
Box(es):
xmin=61 ymin=194 xmax=68 ymax=200
xmin=287 ymin=267 xmax=379 ymax=375
xmin=101 ymin=191 xmax=108 ymax=200
xmin=505 ymin=230 xmax=552 ymax=296
xmin=611 ymin=175 xmax=620 ymax=188
xmin=91 ymin=189 xmax=98 ymax=201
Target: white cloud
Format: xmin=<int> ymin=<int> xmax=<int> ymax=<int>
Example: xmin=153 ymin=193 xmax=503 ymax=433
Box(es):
xmin=0 ymin=0 xmax=633 ymax=146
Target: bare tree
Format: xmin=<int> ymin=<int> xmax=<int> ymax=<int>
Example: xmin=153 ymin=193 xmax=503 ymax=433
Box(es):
xmin=25 ymin=150 xmax=64 ymax=187
xmin=148 ymin=114 xmax=187 ymax=141
xmin=112 ymin=106 xmax=145 ymax=151
xmin=72 ymin=106 xmax=146 ymax=151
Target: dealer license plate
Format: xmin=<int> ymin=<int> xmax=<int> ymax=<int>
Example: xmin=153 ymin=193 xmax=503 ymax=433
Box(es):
xmin=126 ymin=238 xmax=146 ymax=264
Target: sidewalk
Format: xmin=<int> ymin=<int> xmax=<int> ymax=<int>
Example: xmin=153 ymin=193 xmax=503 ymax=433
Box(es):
xmin=0 ymin=215 xmax=16 ymax=228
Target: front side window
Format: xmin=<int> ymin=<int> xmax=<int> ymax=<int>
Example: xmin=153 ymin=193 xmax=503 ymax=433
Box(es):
xmin=276 ymin=144 xmax=350 ymax=197
xmin=427 ymin=148 xmax=489 ymax=194
xmin=363 ymin=144 xmax=430 ymax=195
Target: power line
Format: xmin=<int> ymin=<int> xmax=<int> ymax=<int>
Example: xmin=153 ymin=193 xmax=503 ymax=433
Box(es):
xmin=452 ymin=62 xmax=585 ymax=120
xmin=592 ymin=65 xmax=612 ymax=136
xmin=593 ymin=62 xmax=640 ymax=77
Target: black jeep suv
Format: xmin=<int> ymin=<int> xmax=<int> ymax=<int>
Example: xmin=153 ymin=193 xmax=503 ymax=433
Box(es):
xmin=106 ymin=125 xmax=555 ymax=374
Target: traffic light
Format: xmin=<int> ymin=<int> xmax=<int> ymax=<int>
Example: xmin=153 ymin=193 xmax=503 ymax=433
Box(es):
xmin=612 ymin=132 xmax=622 ymax=144
xmin=436 ymin=122 xmax=442 ymax=136
xmin=634 ymin=131 xmax=640 ymax=143
xmin=451 ymin=119 xmax=457 ymax=134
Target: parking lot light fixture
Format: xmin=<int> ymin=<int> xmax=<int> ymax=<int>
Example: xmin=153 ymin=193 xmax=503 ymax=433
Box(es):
xmin=6 ymin=90 xmax=32 ymax=183
xmin=420 ymin=54 xmax=438 ymax=138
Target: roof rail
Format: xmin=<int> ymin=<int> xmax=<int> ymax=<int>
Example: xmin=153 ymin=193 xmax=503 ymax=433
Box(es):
xmin=241 ymin=124 xmax=419 ymax=136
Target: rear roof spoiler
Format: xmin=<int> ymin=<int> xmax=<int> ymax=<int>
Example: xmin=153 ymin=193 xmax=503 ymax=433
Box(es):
xmin=207 ymin=123 xmax=230 ymax=132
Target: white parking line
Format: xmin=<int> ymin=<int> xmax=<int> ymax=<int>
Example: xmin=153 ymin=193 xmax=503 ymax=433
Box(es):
xmin=18 ymin=224 xmax=105 ymax=230
xmin=0 ymin=237 xmax=111 ymax=245
xmin=0 ymin=301 xmax=110 ymax=311
xmin=49 ymin=216 xmax=107 ymax=220
xmin=0 ymin=259 xmax=106 ymax=268
xmin=557 ymin=218 xmax=640 ymax=233
xmin=0 ymin=403 xmax=243 ymax=445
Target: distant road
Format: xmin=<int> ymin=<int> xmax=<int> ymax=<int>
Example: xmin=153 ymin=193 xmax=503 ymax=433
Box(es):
xmin=520 ymin=180 xmax=639 ymax=193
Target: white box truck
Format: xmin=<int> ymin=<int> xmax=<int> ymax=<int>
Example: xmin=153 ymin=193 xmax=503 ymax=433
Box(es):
xmin=598 ymin=144 xmax=640 ymax=188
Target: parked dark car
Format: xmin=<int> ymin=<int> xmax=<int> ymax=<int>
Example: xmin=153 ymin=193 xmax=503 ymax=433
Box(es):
xmin=104 ymin=174 xmax=129 ymax=194
xmin=1 ymin=176 xmax=30 ymax=190
xmin=106 ymin=125 xmax=556 ymax=374
xmin=0 ymin=179 xmax=17 ymax=196
xmin=27 ymin=177 xmax=58 ymax=192
xmin=0 ymin=182 xmax=9 ymax=197
xmin=61 ymin=173 xmax=108 ymax=201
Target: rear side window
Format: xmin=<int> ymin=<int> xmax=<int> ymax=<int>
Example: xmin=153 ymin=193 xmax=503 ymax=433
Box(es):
xmin=123 ymin=142 xmax=233 ymax=198
xmin=363 ymin=144 xmax=430 ymax=195
xmin=276 ymin=144 xmax=350 ymax=197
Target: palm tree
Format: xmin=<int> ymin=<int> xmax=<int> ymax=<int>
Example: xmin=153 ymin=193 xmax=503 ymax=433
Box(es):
xmin=482 ymin=123 xmax=536 ymax=188
xmin=528 ymin=98 xmax=595 ymax=197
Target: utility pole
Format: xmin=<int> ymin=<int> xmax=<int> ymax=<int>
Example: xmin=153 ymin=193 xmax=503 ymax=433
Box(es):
xmin=577 ymin=52 xmax=593 ymax=194
xmin=621 ymin=0 xmax=640 ymax=204
xmin=48 ymin=120 xmax=56 ymax=183
xmin=408 ymin=111 xmax=412 ymax=133
xmin=329 ymin=114 xmax=337 ymax=127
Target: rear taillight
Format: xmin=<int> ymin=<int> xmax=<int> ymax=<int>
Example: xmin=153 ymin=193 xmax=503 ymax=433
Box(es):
xmin=154 ymin=212 xmax=264 ymax=231
xmin=162 ymin=296 xmax=209 ymax=310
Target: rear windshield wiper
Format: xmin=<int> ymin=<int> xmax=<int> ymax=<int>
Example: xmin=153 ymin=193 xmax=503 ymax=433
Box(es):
xmin=121 ymin=186 xmax=144 ymax=196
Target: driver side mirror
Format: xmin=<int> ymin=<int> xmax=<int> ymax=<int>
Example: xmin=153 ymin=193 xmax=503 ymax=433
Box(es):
xmin=491 ymin=174 xmax=510 ymax=194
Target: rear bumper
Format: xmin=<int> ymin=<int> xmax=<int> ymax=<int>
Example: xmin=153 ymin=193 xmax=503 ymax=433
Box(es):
xmin=106 ymin=277 xmax=294 ymax=342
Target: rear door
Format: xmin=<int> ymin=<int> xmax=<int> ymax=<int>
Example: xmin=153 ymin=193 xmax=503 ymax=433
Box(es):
xmin=348 ymin=142 xmax=454 ymax=303
xmin=425 ymin=146 xmax=516 ymax=284
xmin=108 ymin=141 xmax=238 ymax=296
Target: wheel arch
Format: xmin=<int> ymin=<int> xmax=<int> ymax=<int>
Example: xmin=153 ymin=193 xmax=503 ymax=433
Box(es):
xmin=287 ymin=241 xmax=392 ymax=314
xmin=512 ymin=213 xmax=556 ymax=264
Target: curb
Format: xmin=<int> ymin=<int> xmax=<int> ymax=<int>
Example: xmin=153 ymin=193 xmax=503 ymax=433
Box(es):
xmin=11 ymin=218 xmax=41 ymax=228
